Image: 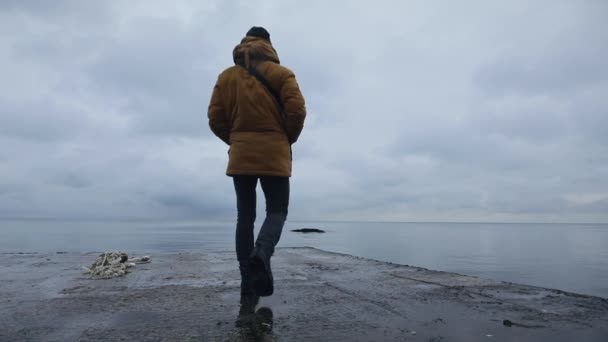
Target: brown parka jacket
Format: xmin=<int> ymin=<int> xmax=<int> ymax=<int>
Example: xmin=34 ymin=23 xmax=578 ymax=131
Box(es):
xmin=208 ymin=36 xmax=306 ymax=177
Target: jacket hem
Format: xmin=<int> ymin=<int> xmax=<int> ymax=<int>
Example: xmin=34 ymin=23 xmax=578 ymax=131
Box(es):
xmin=227 ymin=169 xmax=291 ymax=177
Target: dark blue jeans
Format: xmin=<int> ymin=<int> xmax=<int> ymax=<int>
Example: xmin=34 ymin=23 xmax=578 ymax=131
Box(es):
xmin=233 ymin=176 xmax=289 ymax=262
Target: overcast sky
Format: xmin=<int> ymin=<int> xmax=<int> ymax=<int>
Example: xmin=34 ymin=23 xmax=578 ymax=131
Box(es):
xmin=0 ymin=0 xmax=607 ymax=223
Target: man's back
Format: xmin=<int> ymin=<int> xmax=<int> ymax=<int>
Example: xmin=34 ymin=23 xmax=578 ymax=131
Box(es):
xmin=213 ymin=63 xmax=292 ymax=137
xmin=208 ymin=36 xmax=305 ymax=177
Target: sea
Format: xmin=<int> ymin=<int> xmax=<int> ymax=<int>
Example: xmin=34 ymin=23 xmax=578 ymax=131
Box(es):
xmin=1 ymin=219 xmax=607 ymax=298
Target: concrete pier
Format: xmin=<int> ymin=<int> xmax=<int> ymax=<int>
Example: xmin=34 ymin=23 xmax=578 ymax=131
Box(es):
xmin=1 ymin=247 xmax=607 ymax=341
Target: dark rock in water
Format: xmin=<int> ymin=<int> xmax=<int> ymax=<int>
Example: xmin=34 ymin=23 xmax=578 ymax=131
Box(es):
xmin=502 ymin=319 xmax=545 ymax=329
xmin=291 ymin=228 xmax=325 ymax=233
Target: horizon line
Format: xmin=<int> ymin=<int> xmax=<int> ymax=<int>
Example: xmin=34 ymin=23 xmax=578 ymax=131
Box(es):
xmin=1 ymin=216 xmax=606 ymax=225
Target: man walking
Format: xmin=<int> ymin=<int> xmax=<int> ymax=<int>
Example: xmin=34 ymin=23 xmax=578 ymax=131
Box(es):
xmin=207 ymin=27 xmax=306 ymax=301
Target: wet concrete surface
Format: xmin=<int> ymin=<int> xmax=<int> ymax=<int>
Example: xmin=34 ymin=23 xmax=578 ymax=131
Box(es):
xmin=1 ymin=247 xmax=607 ymax=341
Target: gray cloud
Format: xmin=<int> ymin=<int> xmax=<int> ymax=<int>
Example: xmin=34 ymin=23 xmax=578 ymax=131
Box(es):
xmin=0 ymin=0 xmax=607 ymax=222
xmin=0 ymin=99 xmax=87 ymax=141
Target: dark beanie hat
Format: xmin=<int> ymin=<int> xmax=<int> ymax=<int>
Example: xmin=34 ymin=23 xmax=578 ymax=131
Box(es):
xmin=246 ymin=26 xmax=271 ymax=42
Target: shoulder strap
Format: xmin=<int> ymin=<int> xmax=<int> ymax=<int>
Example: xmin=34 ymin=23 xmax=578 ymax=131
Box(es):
xmin=243 ymin=66 xmax=284 ymax=113
xmin=239 ymin=65 xmax=293 ymax=146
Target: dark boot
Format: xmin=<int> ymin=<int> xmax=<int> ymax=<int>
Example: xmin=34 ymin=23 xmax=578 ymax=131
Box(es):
xmin=239 ymin=262 xmax=255 ymax=296
xmin=249 ymin=246 xmax=273 ymax=297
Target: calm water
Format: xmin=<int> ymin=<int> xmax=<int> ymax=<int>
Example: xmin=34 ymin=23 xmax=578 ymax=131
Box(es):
xmin=1 ymin=219 xmax=607 ymax=298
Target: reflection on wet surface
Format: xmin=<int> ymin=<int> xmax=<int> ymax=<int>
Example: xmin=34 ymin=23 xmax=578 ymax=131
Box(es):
xmin=235 ymin=294 xmax=274 ymax=341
